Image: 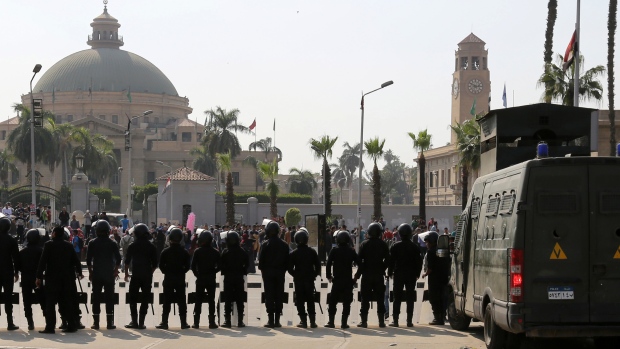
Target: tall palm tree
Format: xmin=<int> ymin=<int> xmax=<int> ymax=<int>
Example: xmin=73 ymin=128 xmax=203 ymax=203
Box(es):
xmin=609 ymin=0 xmax=618 ymax=155
xmin=72 ymin=129 xmax=117 ymax=185
xmin=537 ymin=54 xmax=605 ymax=106
xmin=543 ymin=0 xmax=558 ymax=103
xmin=49 ymin=122 xmax=78 ymax=185
xmin=288 ymin=167 xmax=317 ymax=196
xmin=0 ymin=149 xmax=17 ymax=188
xmin=309 ymin=135 xmax=338 ymax=219
xmin=338 ymin=141 xmax=363 ymax=203
xmin=451 ymin=119 xmax=481 ymax=210
xmin=330 ymin=163 xmax=346 ymax=204
xmin=7 ymin=104 xmax=55 ymax=173
xmin=249 ymin=137 xmax=282 ymax=161
xmin=364 ymin=137 xmax=385 ymax=220
xmin=408 ymin=130 xmax=432 ymax=220
xmin=216 ymin=152 xmax=235 ymax=225
xmin=202 ymin=106 xmax=250 ymax=158
xmin=190 ymin=145 xmax=217 ymax=176
xmin=258 ymin=159 xmax=279 ymax=218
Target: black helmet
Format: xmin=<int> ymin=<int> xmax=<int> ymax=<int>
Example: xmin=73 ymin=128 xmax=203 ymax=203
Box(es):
xmin=226 ymin=231 xmax=240 ymax=248
xmin=367 ymin=222 xmax=383 ymax=239
xmin=265 ymin=221 xmax=280 ymax=238
xmin=0 ymin=216 xmax=11 ymax=234
xmin=198 ymin=231 xmax=213 ymax=246
xmin=133 ymin=223 xmax=150 ymax=239
xmin=169 ymin=228 xmax=183 ymax=243
xmin=95 ymin=220 xmax=111 ymax=237
xmin=63 ymin=227 xmax=71 ymax=241
xmin=294 ymin=228 xmax=309 ymax=246
xmin=336 ymin=231 xmax=351 ymax=246
xmin=25 ymin=228 xmax=40 ymax=245
xmin=52 ymin=226 xmax=65 ymax=239
xmin=397 ymin=223 xmax=413 ymax=239
xmin=424 ymin=231 xmax=439 ymax=245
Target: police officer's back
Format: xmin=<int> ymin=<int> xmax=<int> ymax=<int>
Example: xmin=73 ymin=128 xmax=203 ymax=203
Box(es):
xmin=19 ymin=229 xmax=45 ymax=330
xmin=325 ymin=230 xmax=357 ymax=329
xmin=288 ymin=228 xmax=321 ymax=328
xmin=220 ymin=231 xmax=248 ymax=328
xmin=258 ymin=221 xmax=289 ymax=328
xmin=191 ymin=230 xmax=221 ymax=329
xmin=157 ymin=228 xmax=191 ymax=329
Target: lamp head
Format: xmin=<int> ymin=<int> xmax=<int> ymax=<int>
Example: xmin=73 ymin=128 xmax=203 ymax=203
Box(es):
xmin=33 ymin=64 xmax=42 ymax=73
xmin=381 ymin=80 xmax=394 ymax=88
xmin=143 ymin=110 xmax=153 ymax=116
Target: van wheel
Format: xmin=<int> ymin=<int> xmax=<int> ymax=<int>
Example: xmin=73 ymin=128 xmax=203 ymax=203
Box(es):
xmin=484 ymin=303 xmax=507 ymax=349
xmin=447 ymin=294 xmax=471 ymax=330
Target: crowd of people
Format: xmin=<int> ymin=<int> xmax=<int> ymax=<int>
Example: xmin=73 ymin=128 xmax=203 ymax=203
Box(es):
xmin=0 ymin=208 xmax=452 ymax=334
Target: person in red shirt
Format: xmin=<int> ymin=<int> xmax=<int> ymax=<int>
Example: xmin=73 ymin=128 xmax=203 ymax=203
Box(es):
xmin=383 ymin=229 xmax=394 ymax=241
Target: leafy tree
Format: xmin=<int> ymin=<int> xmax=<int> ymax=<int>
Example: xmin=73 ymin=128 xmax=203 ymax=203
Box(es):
xmin=132 ymin=183 xmax=159 ymax=208
xmin=537 ymin=54 xmax=605 ymax=106
xmin=543 ymin=0 xmax=558 ymax=103
xmin=609 ymin=0 xmax=618 ymax=155
xmin=217 ymin=152 xmax=235 ymax=225
xmin=309 ymin=135 xmax=338 ymax=218
xmin=380 ymin=150 xmax=409 ymax=204
xmin=71 ymin=129 xmax=117 ymax=186
xmin=451 ymin=119 xmax=481 ymax=210
xmin=337 ymin=141 xmax=363 ymax=203
xmin=288 ymin=167 xmax=317 ymax=196
xmin=190 ymin=145 xmax=216 ymax=176
xmin=330 ymin=162 xmax=346 ymax=204
xmin=249 ymin=137 xmax=282 ymax=161
xmin=258 ymin=159 xmax=279 ymax=218
xmin=0 ymin=149 xmax=17 ymax=188
xmin=7 ymin=104 xmax=55 ymax=173
xmin=408 ymin=129 xmax=432 ymax=220
xmin=202 ymin=106 xmax=250 ymax=158
xmin=364 ymin=137 xmax=385 ymax=220
xmin=284 ymin=207 xmax=302 ymax=227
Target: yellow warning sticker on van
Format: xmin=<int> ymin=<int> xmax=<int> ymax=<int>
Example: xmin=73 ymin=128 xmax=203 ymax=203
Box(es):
xmin=550 ymin=243 xmax=567 ymax=260
xmin=614 ymin=246 xmax=620 ymax=259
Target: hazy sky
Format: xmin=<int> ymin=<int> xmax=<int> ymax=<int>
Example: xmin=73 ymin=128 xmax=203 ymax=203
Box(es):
xmin=0 ymin=0 xmax=613 ymax=173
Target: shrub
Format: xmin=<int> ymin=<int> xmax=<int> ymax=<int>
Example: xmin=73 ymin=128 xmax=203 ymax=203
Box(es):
xmin=285 ymin=208 xmax=302 ymax=227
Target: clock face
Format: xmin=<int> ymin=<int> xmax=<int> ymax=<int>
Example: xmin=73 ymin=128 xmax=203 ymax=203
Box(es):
xmin=452 ymin=78 xmax=459 ymax=98
xmin=468 ymin=79 xmax=483 ymax=94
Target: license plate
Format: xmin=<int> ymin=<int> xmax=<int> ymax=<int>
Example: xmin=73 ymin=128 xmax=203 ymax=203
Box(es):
xmin=548 ymin=286 xmax=574 ymax=300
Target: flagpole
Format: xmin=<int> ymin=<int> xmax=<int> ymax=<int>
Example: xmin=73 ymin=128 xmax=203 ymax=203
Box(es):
xmin=573 ymin=0 xmax=581 ymax=107
xmin=273 ymin=119 xmax=276 ymax=150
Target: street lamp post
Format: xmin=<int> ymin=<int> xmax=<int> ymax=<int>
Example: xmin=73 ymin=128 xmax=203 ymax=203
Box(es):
xmin=29 ymin=64 xmax=42 ymax=210
xmin=156 ymin=160 xmax=172 ymax=222
xmin=356 ymin=80 xmax=393 ymax=253
xmin=126 ymin=110 xmax=152 ymax=217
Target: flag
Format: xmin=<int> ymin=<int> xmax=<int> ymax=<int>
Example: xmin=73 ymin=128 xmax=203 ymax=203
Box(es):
xmin=502 ymin=83 xmax=507 ymax=108
xmin=273 ymin=119 xmax=275 ymax=131
xmin=562 ymin=30 xmax=577 ymax=72
xmin=249 ymin=118 xmax=256 ymax=131
xmin=162 ymin=177 xmax=171 ymax=194
xmin=127 ymin=87 xmax=132 ymax=103
xmin=470 ymin=99 xmax=476 ymax=116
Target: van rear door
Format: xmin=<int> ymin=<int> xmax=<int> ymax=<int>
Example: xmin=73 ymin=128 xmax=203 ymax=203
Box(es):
xmin=588 ymin=164 xmax=620 ymax=323
xmin=524 ymin=165 xmax=589 ymax=323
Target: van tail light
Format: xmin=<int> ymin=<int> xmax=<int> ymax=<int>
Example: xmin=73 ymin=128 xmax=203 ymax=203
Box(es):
xmin=509 ymin=248 xmax=524 ymax=302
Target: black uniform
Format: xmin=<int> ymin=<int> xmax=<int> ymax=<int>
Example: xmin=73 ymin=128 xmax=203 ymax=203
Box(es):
xmin=159 ymin=244 xmax=191 ymax=320
xmin=355 ymin=238 xmax=390 ymax=320
xmin=426 ymin=246 xmax=451 ymax=322
xmin=19 ymin=243 xmax=46 ymax=320
xmin=220 ymin=245 xmax=248 ymax=318
xmin=125 ymin=238 xmax=158 ymax=319
xmin=37 ymin=237 xmax=83 ymax=330
xmin=87 ymin=237 xmax=122 ymax=316
xmin=0 ymin=232 xmax=20 ymax=323
xmin=288 ymin=245 xmax=321 ymax=321
xmin=326 ymin=245 xmax=357 ymax=317
xmin=191 ymin=245 xmax=220 ymax=318
xmin=258 ymin=236 xmax=290 ymax=317
xmin=388 ymin=240 xmax=423 ymax=321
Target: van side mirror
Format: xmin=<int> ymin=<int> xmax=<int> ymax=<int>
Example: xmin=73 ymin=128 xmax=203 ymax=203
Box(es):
xmin=437 ymin=234 xmax=451 ymax=258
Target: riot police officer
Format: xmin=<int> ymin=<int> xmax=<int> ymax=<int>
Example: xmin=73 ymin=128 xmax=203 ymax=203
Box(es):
xmin=288 ymin=228 xmax=321 ymax=328
xmin=157 ymin=227 xmax=191 ymax=329
xmin=36 ymin=226 xmax=83 ymax=333
xmin=0 ymin=216 xmax=20 ymax=330
xmin=258 ymin=221 xmax=289 ymax=328
xmin=387 ymin=223 xmax=422 ymax=327
xmin=354 ymin=222 xmax=390 ymax=328
xmin=422 ymin=231 xmax=451 ymax=325
xmin=191 ymin=230 xmax=220 ymax=329
xmin=220 ymin=231 xmax=248 ymax=328
xmin=87 ymin=220 xmax=122 ymax=330
xmin=19 ymin=228 xmax=46 ymax=330
xmin=124 ymin=223 xmax=158 ymax=329
xmin=325 ymin=230 xmax=357 ymax=329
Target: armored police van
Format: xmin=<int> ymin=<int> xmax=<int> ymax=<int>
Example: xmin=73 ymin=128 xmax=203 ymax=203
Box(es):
xmin=447 ymin=104 xmax=620 ymax=349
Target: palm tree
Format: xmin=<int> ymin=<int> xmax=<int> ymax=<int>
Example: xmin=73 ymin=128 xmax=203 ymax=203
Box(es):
xmin=309 ymin=135 xmax=338 ymax=219
xmin=364 ymin=137 xmax=385 ymax=220
xmin=249 ymin=137 xmax=282 ymax=161
xmin=216 ymin=152 xmax=235 ymax=225
xmin=202 ymin=106 xmax=250 ymax=158
xmin=408 ymin=130 xmax=432 ymax=221
xmin=537 ymin=54 xmax=605 ymax=106
xmin=288 ymin=167 xmax=317 ymax=196
xmin=609 ymin=0 xmax=617 ymax=155
xmin=49 ymin=122 xmax=78 ymax=185
xmin=330 ymin=163 xmax=346 ymax=204
xmin=7 ymin=104 xmax=55 ymax=173
xmin=190 ymin=145 xmax=217 ymax=176
xmin=0 ymin=149 xmax=17 ymax=188
xmin=451 ymin=119 xmax=481 ymax=210
xmin=543 ymin=0 xmax=558 ymax=103
xmin=72 ymin=129 xmax=117 ymax=185
xmin=338 ymin=141 xmax=363 ymax=203
xmin=258 ymin=159 xmax=279 ymax=218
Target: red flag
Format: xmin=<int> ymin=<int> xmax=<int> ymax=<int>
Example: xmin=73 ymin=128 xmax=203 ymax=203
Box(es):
xmin=162 ymin=177 xmax=171 ymax=194
xmin=562 ymin=30 xmax=577 ymax=72
xmin=249 ymin=118 xmax=256 ymax=131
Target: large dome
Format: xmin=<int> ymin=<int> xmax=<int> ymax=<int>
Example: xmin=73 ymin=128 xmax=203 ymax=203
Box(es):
xmin=34 ymin=48 xmax=178 ymax=96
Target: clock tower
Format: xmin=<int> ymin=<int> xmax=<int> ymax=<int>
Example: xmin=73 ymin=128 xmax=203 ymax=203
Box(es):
xmin=451 ymin=33 xmax=490 ymax=143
